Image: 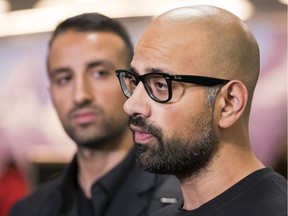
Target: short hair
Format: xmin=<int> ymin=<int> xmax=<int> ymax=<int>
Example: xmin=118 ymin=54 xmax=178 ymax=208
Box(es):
xmin=49 ymin=12 xmax=133 ymax=64
xmin=205 ymin=85 xmax=222 ymax=106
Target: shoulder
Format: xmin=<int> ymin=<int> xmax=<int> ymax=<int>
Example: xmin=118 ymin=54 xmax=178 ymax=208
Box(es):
xmin=9 ymin=177 xmax=62 ymax=216
xmin=154 ymin=175 xmax=183 ymax=200
xmin=218 ymin=167 xmax=287 ymax=216
xmin=9 ymin=157 xmax=77 ymax=216
xmin=266 ymin=168 xmax=287 ymax=193
xmin=256 ymin=168 xmax=287 ymax=215
xmin=146 ymin=174 xmax=183 ymax=215
xmin=150 ymin=201 xmax=181 ymax=216
xmin=252 ymin=167 xmax=287 ymax=198
xmin=126 ymin=161 xmax=183 ymax=214
xmin=130 ymin=162 xmax=182 ymax=199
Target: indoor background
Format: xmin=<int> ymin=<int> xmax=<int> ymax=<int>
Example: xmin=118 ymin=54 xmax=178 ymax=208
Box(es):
xmin=0 ymin=0 xmax=287 ymax=197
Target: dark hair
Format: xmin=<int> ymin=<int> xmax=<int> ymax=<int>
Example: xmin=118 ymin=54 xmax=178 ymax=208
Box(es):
xmin=49 ymin=12 xmax=133 ymax=63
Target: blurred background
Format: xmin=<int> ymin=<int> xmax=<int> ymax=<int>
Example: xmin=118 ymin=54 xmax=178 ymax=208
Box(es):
xmin=0 ymin=0 xmax=287 ymax=214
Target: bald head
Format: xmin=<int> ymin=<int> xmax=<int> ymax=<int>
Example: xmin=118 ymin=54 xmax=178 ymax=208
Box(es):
xmin=134 ymin=5 xmax=259 ymax=110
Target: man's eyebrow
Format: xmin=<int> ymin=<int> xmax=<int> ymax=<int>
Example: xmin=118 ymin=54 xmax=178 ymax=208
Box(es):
xmin=49 ymin=60 xmax=115 ymax=77
xmin=87 ymin=60 xmax=114 ymax=69
xmin=49 ymin=67 xmax=71 ymax=78
xmin=130 ymin=67 xmax=173 ymax=75
xmin=130 ymin=67 xmax=139 ymax=74
xmin=149 ymin=68 xmax=171 ymax=74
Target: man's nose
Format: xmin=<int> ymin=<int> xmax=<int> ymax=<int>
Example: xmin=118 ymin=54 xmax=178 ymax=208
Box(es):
xmin=73 ymin=76 xmax=93 ymax=105
xmin=123 ymin=82 xmax=151 ymax=118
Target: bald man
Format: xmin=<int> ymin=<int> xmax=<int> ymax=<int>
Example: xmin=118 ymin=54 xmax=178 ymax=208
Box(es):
xmin=116 ymin=5 xmax=287 ymax=216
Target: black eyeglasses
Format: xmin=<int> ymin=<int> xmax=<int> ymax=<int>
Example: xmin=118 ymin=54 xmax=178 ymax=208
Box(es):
xmin=116 ymin=69 xmax=230 ymax=103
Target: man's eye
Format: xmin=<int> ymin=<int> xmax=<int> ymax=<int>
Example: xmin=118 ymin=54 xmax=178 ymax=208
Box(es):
xmin=55 ymin=75 xmax=71 ymax=85
xmin=150 ymin=78 xmax=168 ymax=91
xmin=91 ymin=70 xmax=109 ymax=78
xmin=155 ymin=81 xmax=168 ymax=90
xmin=125 ymin=75 xmax=137 ymax=86
xmin=131 ymin=79 xmax=138 ymax=87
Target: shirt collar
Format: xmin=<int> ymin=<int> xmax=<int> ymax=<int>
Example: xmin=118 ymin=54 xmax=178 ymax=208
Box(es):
xmin=91 ymin=148 xmax=135 ymax=199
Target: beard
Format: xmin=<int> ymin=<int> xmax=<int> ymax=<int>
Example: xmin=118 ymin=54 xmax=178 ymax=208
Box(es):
xmin=128 ymin=111 xmax=218 ymax=182
xmin=63 ymin=104 xmax=128 ymax=151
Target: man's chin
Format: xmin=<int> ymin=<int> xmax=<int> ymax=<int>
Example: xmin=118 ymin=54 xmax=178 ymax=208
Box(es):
xmin=134 ymin=143 xmax=169 ymax=174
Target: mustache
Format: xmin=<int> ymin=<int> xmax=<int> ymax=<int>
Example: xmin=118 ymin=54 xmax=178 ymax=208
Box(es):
xmin=128 ymin=116 xmax=162 ymax=138
xmin=128 ymin=115 xmax=147 ymax=127
xmin=68 ymin=102 xmax=102 ymax=117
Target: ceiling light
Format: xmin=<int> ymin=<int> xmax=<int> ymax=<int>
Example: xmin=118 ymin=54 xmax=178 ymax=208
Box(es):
xmin=0 ymin=0 xmax=10 ymax=12
xmin=0 ymin=0 xmax=254 ymax=37
xmin=278 ymin=0 xmax=288 ymax=5
xmin=34 ymin=0 xmax=101 ymax=8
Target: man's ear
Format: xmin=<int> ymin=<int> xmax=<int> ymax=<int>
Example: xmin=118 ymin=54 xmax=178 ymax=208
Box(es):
xmin=218 ymin=80 xmax=248 ymax=128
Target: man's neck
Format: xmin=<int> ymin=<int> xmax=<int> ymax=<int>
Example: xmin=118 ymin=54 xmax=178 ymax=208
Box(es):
xmin=77 ymin=145 xmax=132 ymax=198
xmin=180 ymin=145 xmax=264 ymax=210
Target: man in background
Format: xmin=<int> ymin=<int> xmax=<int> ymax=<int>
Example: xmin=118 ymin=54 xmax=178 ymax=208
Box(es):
xmin=116 ymin=5 xmax=287 ymax=216
xmin=10 ymin=12 xmax=181 ymax=216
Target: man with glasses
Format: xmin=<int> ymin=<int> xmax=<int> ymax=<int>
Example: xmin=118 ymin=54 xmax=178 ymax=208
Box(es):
xmin=116 ymin=5 xmax=287 ymax=216
xmin=10 ymin=13 xmax=182 ymax=216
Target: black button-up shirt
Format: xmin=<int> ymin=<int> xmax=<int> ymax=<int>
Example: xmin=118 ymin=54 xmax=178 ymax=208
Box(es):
xmin=76 ymin=150 xmax=135 ymax=216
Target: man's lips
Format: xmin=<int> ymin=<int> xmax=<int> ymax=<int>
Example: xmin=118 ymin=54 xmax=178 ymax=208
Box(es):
xmin=71 ymin=109 xmax=99 ymax=125
xmin=130 ymin=125 xmax=155 ymax=144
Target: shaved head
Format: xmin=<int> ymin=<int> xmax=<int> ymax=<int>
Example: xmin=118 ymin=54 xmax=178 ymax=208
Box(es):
xmin=125 ymin=5 xmax=263 ymax=180
xmin=134 ymin=5 xmax=259 ymax=115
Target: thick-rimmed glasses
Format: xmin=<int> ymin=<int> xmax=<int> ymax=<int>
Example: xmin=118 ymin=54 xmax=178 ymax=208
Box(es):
xmin=116 ymin=69 xmax=230 ymax=103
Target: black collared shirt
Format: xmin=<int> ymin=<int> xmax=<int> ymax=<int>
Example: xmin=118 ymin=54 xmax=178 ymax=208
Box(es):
xmin=9 ymin=148 xmax=182 ymax=216
xmin=75 ymin=150 xmax=135 ymax=216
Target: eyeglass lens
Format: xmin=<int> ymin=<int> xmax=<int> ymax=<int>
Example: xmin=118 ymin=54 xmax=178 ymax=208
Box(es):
xmin=119 ymin=71 xmax=171 ymax=102
xmin=145 ymin=74 xmax=169 ymax=101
